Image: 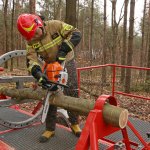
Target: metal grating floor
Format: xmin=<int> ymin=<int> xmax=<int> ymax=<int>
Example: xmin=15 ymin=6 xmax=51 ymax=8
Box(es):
xmin=1 ymin=124 xmax=78 ymax=150
xmin=105 ymin=118 xmax=150 ymax=149
xmin=0 ymin=107 xmax=149 ymax=150
xmin=0 ymin=124 xmax=108 ymax=150
xmin=0 ymin=107 xmax=31 ymax=132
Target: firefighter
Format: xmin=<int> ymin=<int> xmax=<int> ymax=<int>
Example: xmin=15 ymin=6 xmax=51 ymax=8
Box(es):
xmin=17 ymin=14 xmax=82 ymax=143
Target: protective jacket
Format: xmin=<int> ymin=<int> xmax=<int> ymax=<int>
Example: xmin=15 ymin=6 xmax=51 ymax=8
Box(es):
xmin=25 ymin=20 xmax=81 ymax=132
xmin=26 ymin=20 xmax=81 ymax=73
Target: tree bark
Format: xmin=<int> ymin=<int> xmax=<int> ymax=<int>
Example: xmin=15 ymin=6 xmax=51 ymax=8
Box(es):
xmin=65 ymin=0 xmax=77 ymax=27
xmin=81 ymin=1 xmax=85 ymax=53
xmin=0 ymin=87 xmax=128 ymax=128
xmin=125 ymin=0 xmax=135 ymax=93
xmin=76 ymin=0 xmax=79 ymax=28
xmin=65 ymin=0 xmax=77 ymax=58
xmin=10 ymin=0 xmax=15 ymax=71
xmin=3 ymin=0 xmax=9 ymax=68
xmin=89 ymin=0 xmax=94 ymax=61
xmin=111 ymin=0 xmax=117 ymax=64
xmin=101 ymin=0 xmax=107 ymax=84
xmin=146 ymin=2 xmax=150 ymax=82
xmin=140 ymin=0 xmax=147 ymax=69
xmin=29 ymin=0 xmax=36 ymax=14
xmin=121 ymin=0 xmax=129 ymax=83
xmin=53 ymin=0 xmax=62 ymax=20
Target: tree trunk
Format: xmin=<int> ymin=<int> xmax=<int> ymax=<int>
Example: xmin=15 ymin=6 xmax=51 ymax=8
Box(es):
xmin=111 ymin=0 xmax=117 ymax=64
xmin=65 ymin=0 xmax=77 ymax=58
xmin=65 ymin=0 xmax=77 ymax=27
xmin=146 ymin=2 xmax=150 ymax=81
xmin=89 ymin=0 xmax=94 ymax=62
xmin=29 ymin=0 xmax=36 ymax=14
xmin=140 ymin=0 xmax=147 ymax=69
xmin=121 ymin=0 xmax=129 ymax=83
xmin=3 ymin=0 xmax=9 ymax=68
xmin=53 ymin=0 xmax=62 ymax=20
xmin=101 ymin=0 xmax=107 ymax=84
xmin=10 ymin=0 xmax=15 ymax=71
xmin=81 ymin=1 xmax=85 ymax=54
xmin=76 ymin=0 xmax=79 ymax=28
xmin=0 ymin=87 xmax=128 ymax=128
xmin=125 ymin=0 xmax=135 ymax=93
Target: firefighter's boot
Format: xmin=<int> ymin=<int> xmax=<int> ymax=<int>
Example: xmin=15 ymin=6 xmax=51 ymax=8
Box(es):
xmin=71 ymin=124 xmax=82 ymax=137
xmin=39 ymin=130 xmax=55 ymax=143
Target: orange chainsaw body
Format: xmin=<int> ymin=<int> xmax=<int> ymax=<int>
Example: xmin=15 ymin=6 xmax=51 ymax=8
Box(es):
xmin=42 ymin=62 xmax=63 ymax=82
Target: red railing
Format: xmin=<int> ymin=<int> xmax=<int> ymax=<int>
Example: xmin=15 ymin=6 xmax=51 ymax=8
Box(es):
xmin=77 ymin=64 xmax=150 ymax=101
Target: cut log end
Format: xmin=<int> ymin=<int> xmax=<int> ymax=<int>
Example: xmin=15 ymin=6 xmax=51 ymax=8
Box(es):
xmin=119 ymin=109 xmax=128 ymax=129
xmin=103 ymin=103 xmax=128 ymax=129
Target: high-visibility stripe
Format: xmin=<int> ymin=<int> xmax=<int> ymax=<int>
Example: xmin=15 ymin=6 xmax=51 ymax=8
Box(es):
xmin=26 ymin=36 xmax=62 ymax=53
xmin=64 ymin=39 xmax=74 ymax=50
xmin=38 ymin=36 xmax=62 ymax=52
xmin=61 ymin=24 xmax=74 ymax=36
xmin=23 ymin=24 xmax=34 ymax=32
xmin=58 ymin=57 xmax=66 ymax=60
xmin=32 ymin=42 xmax=41 ymax=49
xmin=39 ymin=77 xmax=43 ymax=83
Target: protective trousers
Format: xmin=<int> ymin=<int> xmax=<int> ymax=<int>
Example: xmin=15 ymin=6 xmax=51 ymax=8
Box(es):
xmin=46 ymin=59 xmax=79 ymax=131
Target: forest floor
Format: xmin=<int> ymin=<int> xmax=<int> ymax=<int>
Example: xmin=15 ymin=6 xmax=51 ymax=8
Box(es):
xmin=0 ymin=68 xmax=149 ymax=123
xmin=80 ymin=90 xmax=150 ymax=123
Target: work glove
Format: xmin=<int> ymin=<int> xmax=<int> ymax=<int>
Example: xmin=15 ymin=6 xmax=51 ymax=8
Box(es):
xmin=36 ymin=72 xmax=49 ymax=88
xmin=31 ymin=65 xmax=48 ymax=88
xmin=37 ymin=72 xmax=58 ymax=91
xmin=31 ymin=65 xmax=58 ymax=90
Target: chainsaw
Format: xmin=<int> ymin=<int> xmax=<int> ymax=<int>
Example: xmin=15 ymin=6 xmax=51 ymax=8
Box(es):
xmin=41 ymin=61 xmax=68 ymax=123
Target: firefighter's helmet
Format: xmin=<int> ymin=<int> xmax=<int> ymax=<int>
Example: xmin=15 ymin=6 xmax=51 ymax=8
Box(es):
xmin=17 ymin=14 xmax=43 ymax=41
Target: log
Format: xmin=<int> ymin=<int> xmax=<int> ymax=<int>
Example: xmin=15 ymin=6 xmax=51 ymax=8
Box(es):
xmin=0 ymin=87 xmax=128 ymax=128
xmin=0 ymin=87 xmax=94 ymax=114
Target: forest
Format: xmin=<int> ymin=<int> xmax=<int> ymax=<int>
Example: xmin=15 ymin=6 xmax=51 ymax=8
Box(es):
xmin=0 ymin=0 xmax=149 ymax=122
xmin=0 ymin=0 xmax=148 ymax=67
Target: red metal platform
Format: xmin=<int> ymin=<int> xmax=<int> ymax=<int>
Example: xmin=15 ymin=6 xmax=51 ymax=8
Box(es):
xmin=0 ymin=105 xmax=149 ymax=150
xmin=0 ymin=64 xmax=150 ymax=149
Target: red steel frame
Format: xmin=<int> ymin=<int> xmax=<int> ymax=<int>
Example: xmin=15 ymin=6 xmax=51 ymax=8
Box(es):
xmin=76 ymin=64 xmax=150 ymax=150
